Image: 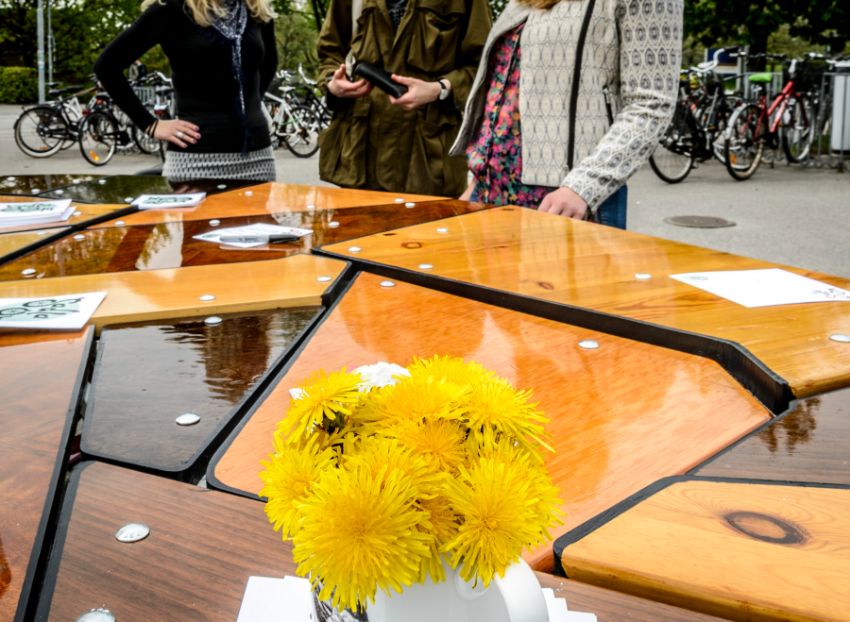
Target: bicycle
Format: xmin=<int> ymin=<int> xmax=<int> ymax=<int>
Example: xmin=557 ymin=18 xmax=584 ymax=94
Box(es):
xmin=78 ymin=91 xmax=135 ymax=166
xmin=13 ymin=84 xmax=90 ymax=158
xmin=723 ymin=54 xmax=816 ymax=180
xmin=264 ymin=87 xmax=324 ymax=158
xmin=648 ymin=49 xmax=742 ymax=183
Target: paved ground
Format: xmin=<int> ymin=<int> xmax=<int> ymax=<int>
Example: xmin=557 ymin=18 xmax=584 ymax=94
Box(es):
xmin=3 ymin=104 xmax=848 ymax=277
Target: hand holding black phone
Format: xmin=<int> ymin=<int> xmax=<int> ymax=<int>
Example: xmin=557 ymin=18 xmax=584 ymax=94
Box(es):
xmin=352 ymin=61 xmax=408 ymax=98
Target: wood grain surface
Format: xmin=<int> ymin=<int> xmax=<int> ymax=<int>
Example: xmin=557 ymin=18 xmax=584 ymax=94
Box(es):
xmin=559 ymin=479 xmax=850 ymax=621
xmin=1 ymin=201 xmax=491 ymax=280
xmin=211 ymin=272 xmax=768 ymax=570
xmin=0 ymin=174 xmax=102 ymax=196
xmin=694 ymin=386 xmax=850 ymax=484
xmin=39 ymin=462 xmax=729 ymax=622
xmin=318 ymin=207 xmax=850 ymax=398
xmin=0 ymin=253 xmax=346 ymax=329
xmin=91 ymin=182 xmax=444 ymax=227
xmin=0 ymin=229 xmax=69 ymax=264
xmin=0 ymin=329 xmax=91 ymax=621
xmin=83 ymin=308 xmax=321 ymax=474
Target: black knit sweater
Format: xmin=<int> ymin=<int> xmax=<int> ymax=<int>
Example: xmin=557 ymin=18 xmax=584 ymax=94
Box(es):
xmin=94 ymin=0 xmax=277 ymax=153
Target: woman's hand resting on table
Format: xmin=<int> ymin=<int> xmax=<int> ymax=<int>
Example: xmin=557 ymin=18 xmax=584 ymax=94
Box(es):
xmin=538 ymin=186 xmax=589 ymax=220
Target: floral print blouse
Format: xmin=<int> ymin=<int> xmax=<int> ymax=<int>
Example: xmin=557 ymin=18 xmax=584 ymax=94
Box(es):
xmin=466 ymin=22 xmax=556 ymax=207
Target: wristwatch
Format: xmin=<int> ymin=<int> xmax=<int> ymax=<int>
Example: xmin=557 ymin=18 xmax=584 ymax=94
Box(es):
xmin=437 ymin=79 xmax=450 ymax=101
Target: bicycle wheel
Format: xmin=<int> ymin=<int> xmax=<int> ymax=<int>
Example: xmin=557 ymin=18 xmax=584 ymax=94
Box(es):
xmin=79 ymin=111 xmax=119 ymax=166
xmin=132 ymin=124 xmax=161 ymax=154
xmin=648 ymin=102 xmax=696 ymax=183
xmin=724 ymin=103 xmax=765 ymax=181
xmin=282 ymin=105 xmax=321 ymax=158
xmin=781 ymin=94 xmax=814 ymax=163
xmin=14 ymin=106 xmax=65 ymax=158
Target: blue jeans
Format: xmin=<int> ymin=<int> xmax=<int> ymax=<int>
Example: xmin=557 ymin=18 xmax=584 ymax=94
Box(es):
xmin=595 ymin=185 xmax=628 ymax=229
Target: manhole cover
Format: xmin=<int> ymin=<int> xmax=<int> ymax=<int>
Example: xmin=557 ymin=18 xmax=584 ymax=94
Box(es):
xmin=664 ymin=215 xmax=736 ymax=228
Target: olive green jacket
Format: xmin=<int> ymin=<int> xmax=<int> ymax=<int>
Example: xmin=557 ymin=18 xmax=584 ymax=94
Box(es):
xmin=317 ymin=0 xmax=491 ymax=195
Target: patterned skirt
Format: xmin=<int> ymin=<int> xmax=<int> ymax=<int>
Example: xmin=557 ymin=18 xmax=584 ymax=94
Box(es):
xmin=163 ymin=147 xmax=277 ymax=182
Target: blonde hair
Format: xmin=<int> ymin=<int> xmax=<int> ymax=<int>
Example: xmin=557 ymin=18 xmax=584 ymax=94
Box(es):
xmin=142 ymin=0 xmax=276 ymax=26
xmin=516 ymin=0 xmax=564 ymax=8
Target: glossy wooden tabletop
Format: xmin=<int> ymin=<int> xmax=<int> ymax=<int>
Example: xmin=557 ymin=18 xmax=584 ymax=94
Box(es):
xmin=319 ymin=207 xmax=850 ymax=398
xmin=211 ymin=272 xmax=769 ymax=570
xmin=0 ymin=228 xmax=69 ymax=263
xmin=694 ymin=386 xmax=850 ymax=485
xmin=83 ymin=307 xmax=321 ymax=475
xmin=40 ymin=462 xmax=729 ymax=622
xmin=558 ymin=478 xmax=850 ymax=621
xmin=91 ymin=182 xmax=445 ymax=227
xmin=0 ymin=253 xmax=346 ymax=329
xmin=0 ymin=329 xmax=91 ymax=621
xmin=38 ymin=175 xmax=259 ymax=204
xmin=1 ymin=201 xmax=490 ymax=280
xmin=0 ymin=174 xmax=102 ymax=196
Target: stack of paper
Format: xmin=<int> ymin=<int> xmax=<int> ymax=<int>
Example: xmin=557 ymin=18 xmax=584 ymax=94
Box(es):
xmin=0 ymin=292 xmax=106 ymax=330
xmin=132 ymin=193 xmax=206 ymax=210
xmin=0 ymin=199 xmax=75 ymax=228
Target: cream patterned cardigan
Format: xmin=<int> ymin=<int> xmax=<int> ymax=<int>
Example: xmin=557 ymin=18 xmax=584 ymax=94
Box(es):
xmin=451 ymin=0 xmax=683 ymax=210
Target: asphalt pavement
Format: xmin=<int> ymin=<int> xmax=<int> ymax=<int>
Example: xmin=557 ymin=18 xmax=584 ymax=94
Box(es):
xmin=2 ymin=104 xmax=848 ymax=278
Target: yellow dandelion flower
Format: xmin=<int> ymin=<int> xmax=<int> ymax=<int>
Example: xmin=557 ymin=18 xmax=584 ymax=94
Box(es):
xmin=441 ymin=455 xmax=553 ymax=585
xmin=417 ymin=493 xmax=459 ymax=583
xmin=464 ymin=376 xmax=553 ymax=455
xmin=407 ymin=355 xmax=494 ymax=387
xmin=293 ymin=463 xmax=433 ymax=612
xmin=346 ymin=436 xmax=437 ymax=496
xmin=387 ymin=418 xmax=468 ymax=474
xmin=259 ymin=435 xmax=337 ymax=538
xmin=376 ymin=373 xmax=468 ymax=426
xmin=281 ymin=369 xmax=362 ymax=442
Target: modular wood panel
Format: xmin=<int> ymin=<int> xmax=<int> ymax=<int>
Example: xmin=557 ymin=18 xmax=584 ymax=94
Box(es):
xmin=91 ymin=182 xmax=445 ymax=227
xmin=0 ymin=253 xmax=346 ymax=329
xmin=694 ymin=386 xmax=850 ymax=484
xmin=0 ymin=174 xmax=101 ymax=196
xmin=210 ymin=272 xmax=769 ymax=570
xmin=558 ymin=479 xmax=850 ymax=621
xmin=0 ymin=329 xmax=91 ymax=621
xmin=0 ymin=196 xmax=129 ymax=234
xmin=38 ymin=175 xmax=258 ymax=204
xmin=83 ymin=308 xmax=321 ymax=474
xmin=1 ymin=201 xmax=492 ymax=280
xmin=39 ymin=463 xmax=727 ymax=622
xmin=318 ymin=207 xmax=850 ymax=398
xmin=0 ymin=228 xmax=69 ymax=264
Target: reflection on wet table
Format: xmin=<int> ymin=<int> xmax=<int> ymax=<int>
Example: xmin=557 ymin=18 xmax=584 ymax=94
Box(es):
xmin=38 ymin=175 xmax=261 ymax=204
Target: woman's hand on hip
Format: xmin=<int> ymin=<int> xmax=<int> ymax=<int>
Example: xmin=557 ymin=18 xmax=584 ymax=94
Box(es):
xmin=538 ymin=186 xmax=589 ymax=220
xmin=154 ymin=119 xmax=201 ymax=149
xmin=389 ymin=75 xmax=441 ymax=110
xmin=327 ymin=64 xmax=373 ymax=98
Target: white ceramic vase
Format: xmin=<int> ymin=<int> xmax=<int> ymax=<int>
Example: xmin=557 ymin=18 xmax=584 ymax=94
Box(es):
xmin=366 ymin=558 xmax=548 ymax=622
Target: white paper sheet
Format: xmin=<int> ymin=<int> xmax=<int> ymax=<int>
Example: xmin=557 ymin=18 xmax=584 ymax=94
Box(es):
xmin=193 ymin=223 xmax=313 ymax=248
xmin=132 ymin=192 xmax=206 ymax=209
xmin=0 ymin=292 xmax=106 ymax=330
xmin=670 ymin=268 xmax=850 ymax=308
xmin=0 ymin=198 xmax=74 ymax=227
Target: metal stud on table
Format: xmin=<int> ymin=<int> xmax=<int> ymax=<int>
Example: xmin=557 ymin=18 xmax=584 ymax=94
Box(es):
xmin=634 ymin=273 xmax=652 ymax=281
xmin=328 ymin=221 xmax=340 ymax=228
xmin=115 ymin=220 xmax=125 ymax=226
xmin=98 ymin=179 xmax=108 ymax=185
xmin=348 ymin=246 xmax=361 ymax=253
xmin=217 ymin=184 xmax=227 ymax=190
xmin=21 ymin=268 xmax=36 ymax=277
xmin=76 ymin=608 xmax=116 ymax=622
xmin=115 ymin=522 xmax=150 ymax=543
xmin=176 ymin=413 xmax=201 ymax=426
xmin=379 ymin=280 xmax=396 ymax=288
xmin=73 ymin=234 xmax=85 ymax=241
xmin=404 ymin=202 xmax=416 ymax=208
xmin=317 ymin=275 xmax=332 ymax=283
xmin=830 ymin=333 xmax=850 ymax=343
xmin=418 ymin=263 xmax=433 ymax=270
xmin=436 ymin=227 xmax=449 ymax=234
xmin=578 ymin=339 xmax=600 ymax=350
xmin=209 ymin=219 xmax=221 ymax=226
xmin=31 ymin=188 xmax=41 ymax=194
xmin=244 ymin=190 xmax=253 ymax=197
xmin=124 ymin=197 xmax=134 ymax=203
xmin=199 ymin=294 xmax=216 ymax=302
xmin=394 ymin=197 xmax=405 ymax=204
xmin=204 ymin=316 xmax=223 ymax=326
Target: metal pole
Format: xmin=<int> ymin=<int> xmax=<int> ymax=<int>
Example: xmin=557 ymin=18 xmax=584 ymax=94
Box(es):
xmin=36 ymin=0 xmax=46 ymax=103
xmin=47 ymin=0 xmax=53 ymax=85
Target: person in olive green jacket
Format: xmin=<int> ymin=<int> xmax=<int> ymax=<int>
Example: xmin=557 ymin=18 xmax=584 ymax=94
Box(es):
xmin=317 ymin=0 xmax=491 ymax=196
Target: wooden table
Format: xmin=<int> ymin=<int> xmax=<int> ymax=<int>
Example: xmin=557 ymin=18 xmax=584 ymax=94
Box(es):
xmin=0 ymin=329 xmax=92 ymax=621
xmin=0 ymin=174 xmax=102 ymax=196
xmin=0 ymin=200 xmax=492 ymax=280
xmin=693 ymin=385 xmax=850 ymax=485
xmin=555 ymin=477 xmax=850 ymax=621
xmin=0 ymin=253 xmax=347 ymax=330
xmin=37 ymin=462 xmax=731 ymax=621
xmin=210 ymin=272 xmax=769 ymax=570
xmin=0 ymin=228 xmax=69 ymax=265
xmin=37 ymin=175 xmax=258 ymax=204
xmin=82 ymin=308 xmax=322 ymax=477
xmin=317 ymin=207 xmax=850 ymax=401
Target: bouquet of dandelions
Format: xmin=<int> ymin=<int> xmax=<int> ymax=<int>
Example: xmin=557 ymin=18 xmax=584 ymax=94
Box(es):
xmin=259 ymin=356 xmax=561 ymax=614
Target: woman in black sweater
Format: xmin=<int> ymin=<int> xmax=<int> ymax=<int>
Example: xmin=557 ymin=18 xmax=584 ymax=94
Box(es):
xmin=95 ymin=0 xmax=278 ymax=181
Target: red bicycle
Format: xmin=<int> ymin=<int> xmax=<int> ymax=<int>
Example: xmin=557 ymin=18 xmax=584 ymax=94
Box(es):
xmin=723 ymin=54 xmax=816 ymax=180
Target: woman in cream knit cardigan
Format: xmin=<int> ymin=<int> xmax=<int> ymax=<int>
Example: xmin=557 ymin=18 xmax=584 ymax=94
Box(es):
xmin=452 ymin=0 xmax=683 ymax=228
